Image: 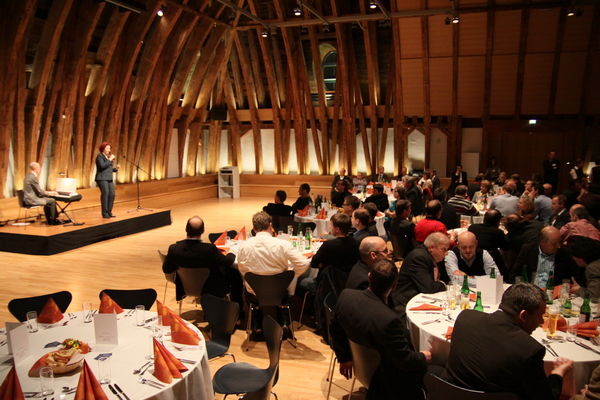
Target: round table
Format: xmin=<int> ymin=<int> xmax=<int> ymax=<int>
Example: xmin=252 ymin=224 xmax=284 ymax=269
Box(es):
xmin=294 ymin=212 xmax=386 ymax=237
xmin=407 ymin=292 xmax=600 ymax=396
xmin=0 ymin=311 xmax=214 ymax=400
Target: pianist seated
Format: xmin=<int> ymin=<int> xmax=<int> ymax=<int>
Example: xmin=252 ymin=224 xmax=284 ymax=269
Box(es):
xmin=23 ymin=162 xmax=62 ymax=225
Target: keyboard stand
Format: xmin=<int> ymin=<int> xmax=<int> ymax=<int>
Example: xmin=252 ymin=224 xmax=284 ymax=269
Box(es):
xmin=56 ymin=201 xmax=84 ymax=226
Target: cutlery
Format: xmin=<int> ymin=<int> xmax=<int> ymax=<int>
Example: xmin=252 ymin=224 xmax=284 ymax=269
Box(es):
xmin=422 ymin=319 xmax=441 ymax=325
xmin=24 ymin=392 xmax=40 ymax=398
xmin=139 ymin=361 xmax=153 ymax=375
xmin=138 ymin=377 xmax=165 ymax=389
xmin=0 ymin=340 xmax=6 ymax=346
xmin=114 ymin=383 xmax=131 ymax=400
xmin=62 ymin=386 xmax=76 ymax=392
xmin=108 ymin=385 xmax=123 ymax=400
xmin=421 ymin=296 xmax=442 ymax=302
xmin=574 ymin=340 xmax=600 ymax=355
xmin=177 ymin=358 xmax=195 ymax=364
xmin=144 ymin=316 xmax=157 ymax=324
xmin=541 ymin=340 xmax=558 ymax=357
xmin=132 ymin=360 xmax=152 ymax=374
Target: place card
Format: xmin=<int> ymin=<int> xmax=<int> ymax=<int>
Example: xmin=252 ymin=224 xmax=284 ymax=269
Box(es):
xmin=7 ymin=323 xmax=30 ymax=364
xmin=94 ymin=313 xmax=119 ymax=345
xmin=476 ymin=275 xmax=504 ymax=305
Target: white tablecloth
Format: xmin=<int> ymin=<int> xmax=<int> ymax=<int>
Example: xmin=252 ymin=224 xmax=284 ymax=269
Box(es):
xmin=0 ymin=311 xmax=213 ymax=400
xmin=407 ymin=292 xmax=600 ymax=396
xmin=294 ymin=213 xmax=386 ymax=237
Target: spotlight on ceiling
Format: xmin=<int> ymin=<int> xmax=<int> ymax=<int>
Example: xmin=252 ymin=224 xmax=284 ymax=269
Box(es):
xmin=369 ymin=1 xmax=377 ymax=9
xmin=452 ymin=15 xmax=460 ymax=24
xmin=293 ymin=6 xmax=302 ymax=16
xmin=528 ymin=119 xmax=537 ymax=125
xmin=157 ymin=5 xmax=166 ymax=16
xmin=261 ymin=30 xmax=269 ymax=38
xmin=567 ymin=7 xmax=583 ymax=17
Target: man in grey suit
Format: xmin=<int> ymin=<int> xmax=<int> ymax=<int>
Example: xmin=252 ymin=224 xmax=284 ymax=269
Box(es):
xmin=23 ymin=162 xmax=60 ymax=225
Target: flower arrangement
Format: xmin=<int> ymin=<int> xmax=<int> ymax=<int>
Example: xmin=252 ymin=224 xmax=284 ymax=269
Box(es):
xmin=62 ymin=338 xmax=91 ymax=353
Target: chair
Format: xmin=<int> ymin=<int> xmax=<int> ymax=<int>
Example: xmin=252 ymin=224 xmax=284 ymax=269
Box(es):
xmin=323 ymin=292 xmax=341 ymax=400
xmin=208 ymin=230 xmax=237 ymax=244
xmin=244 ymin=271 xmax=295 ymax=350
xmin=348 ymin=339 xmax=381 ymax=400
xmin=424 ymin=373 xmax=519 ymax=400
xmin=99 ymin=288 xmax=157 ymax=310
xmin=8 ymin=291 xmax=72 ymax=322
xmin=213 ymin=315 xmax=282 ymax=400
xmin=13 ymin=189 xmax=42 ymax=226
xmin=158 ymin=250 xmax=175 ymax=303
xmin=272 ymin=215 xmax=293 ymax=233
xmin=175 ymin=268 xmax=210 ymax=315
xmin=201 ymin=294 xmax=239 ymax=363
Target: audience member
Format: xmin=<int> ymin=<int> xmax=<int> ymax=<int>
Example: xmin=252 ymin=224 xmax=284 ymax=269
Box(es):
xmin=444 ymin=231 xmax=498 ymax=279
xmin=484 ymin=156 xmax=501 ymax=183
xmin=564 ymin=178 xmax=584 ymax=209
xmin=331 ymin=168 xmax=351 ymax=188
xmin=23 ymin=162 xmax=60 ymax=225
xmin=385 ymin=185 xmax=407 ymax=221
xmin=448 ymin=164 xmax=468 ymax=195
xmin=341 ymin=195 xmax=361 ymax=217
xmin=472 ymin=179 xmax=494 ymax=205
xmin=352 ymin=172 xmax=367 ymax=193
xmin=331 ymin=259 xmax=430 ymax=400
xmin=371 ymin=165 xmax=391 ymax=183
xmin=346 ymin=236 xmax=391 ymax=291
xmin=532 ymin=182 xmax=552 ymax=225
xmin=569 ymin=158 xmax=586 ymax=181
xmin=365 ymin=183 xmax=389 ymax=212
xmin=351 ymin=208 xmax=375 ymax=244
xmin=468 ymin=174 xmax=483 ymax=201
xmin=433 ymin=187 xmax=459 ymax=230
xmin=331 ymin=179 xmax=352 ymax=208
xmin=445 ymin=283 xmax=573 ymax=399
xmin=363 ymin=202 xmax=380 ymax=237
xmin=521 ymin=179 xmax=534 ymax=199
xmin=389 ymin=200 xmax=416 ymax=261
xmin=543 ymin=183 xmax=553 ymax=197
xmin=549 ymin=194 xmax=570 ymax=229
xmin=291 ymin=183 xmax=312 ymax=214
xmin=579 ymin=183 xmax=600 ymax=221
xmin=447 ymin=185 xmax=478 ymax=216
xmin=418 ymin=171 xmax=432 ymax=189
xmin=468 ymin=209 xmax=507 ymax=275
xmin=430 ymin=169 xmax=441 ymax=189
xmin=566 ymin=236 xmax=600 ymax=299
xmin=405 ymin=177 xmax=424 ymax=216
xmin=414 ymin=200 xmax=448 ymax=243
xmin=591 ymin=158 xmax=600 ymax=185
xmin=560 ymin=205 xmax=600 ymax=242
xmin=543 ymin=151 xmax=561 ymax=193
xmin=511 ymin=173 xmax=525 ymax=197
xmin=503 ymin=213 xmax=543 ymax=273
xmin=495 ymin=171 xmax=507 ymax=186
xmin=262 ymin=190 xmax=292 ymax=217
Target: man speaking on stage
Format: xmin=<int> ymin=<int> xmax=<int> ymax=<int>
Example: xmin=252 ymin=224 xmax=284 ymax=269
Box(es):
xmin=96 ymin=142 xmax=120 ymax=218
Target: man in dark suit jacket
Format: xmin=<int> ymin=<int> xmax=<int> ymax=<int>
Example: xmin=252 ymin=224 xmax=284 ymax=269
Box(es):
xmin=433 ymin=188 xmax=459 ymax=230
xmin=448 ymin=164 xmax=468 ymax=195
xmin=162 ymin=216 xmax=241 ymax=308
xmin=22 ymin=162 xmax=59 ymax=224
xmin=468 ymin=209 xmax=507 ymax=274
xmin=364 ymin=184 xmax=389 ymax=212
xmin=351 ymin=208 xmax=376 ymax=245
xmin=549 ymin=194 xmax=570 ymax=229
xmin=346 ymin=236 xmax=391 ymax=290
xmin=331 ymin=259 xmax=430 ymax=400
xmin=370 ymin=165 xmax=391 ymax=183
xmin=262 ymin=190 xmax=292 ymax=217
xmin=445 ymin=283 xmax=573 ymax=399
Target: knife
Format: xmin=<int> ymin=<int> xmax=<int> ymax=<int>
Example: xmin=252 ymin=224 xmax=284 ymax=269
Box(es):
xmin=108 ymin=384 xmax=123 ymax=400
xmin=544 ymin=343 xmax=558 ymax=357
xmin=114 ymin=383 xmax=131 ymax=400
xmin=574 ymin=340 xmax=600 ymax=355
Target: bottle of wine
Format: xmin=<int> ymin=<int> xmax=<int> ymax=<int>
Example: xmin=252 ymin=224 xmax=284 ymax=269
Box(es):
xmin=580 ymin=292 xmax=592 ymax=323
xmin=474 ymin=291 xmax=484 ymax=312
xmin=461 ymin=275 xmax=470 ymax=295
xmin=490 ymin=268 xmax=496 ymax=279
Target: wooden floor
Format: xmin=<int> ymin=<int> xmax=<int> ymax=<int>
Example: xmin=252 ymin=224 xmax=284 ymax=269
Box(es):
xmin=0 ymin=196 xmax=362 ymax=400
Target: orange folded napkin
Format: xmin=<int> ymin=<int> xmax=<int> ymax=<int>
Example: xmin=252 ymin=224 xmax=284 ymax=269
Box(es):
xmin=37 ymin=298 xmax=64 ymax=324
xmin=157 ymin=301 xmax=173 ymax=326
xmin=99 ymin=293 xmax=124 ymax=314
xmin=28 ymin=353 xmax=50 ymax=377
xmin=171 ymin=315 xmax=200 ymax=345
xmin=217 ymin=247 xmax=230 ymax=255
xmin=469 ymin=293 xmax=476 ymax=302
xmin=553 ymin=286 xmax=561 ymax=300
xmin=213 ymin=232 xmax=228 ymax=246
xmin=0 ymin=366 xmax=24 ymax=400
xmin=315 ymin=208 xmax=327 ymax=220
xmin=303 ymin=252 xmax=314 ymax=258
xmin=234 ymin=227 xmax=246 ymax=240
xmin=409 ymin=304 xmax=443 ymax=311
xmin=445 ymin=327 xmax=453 ymax=340
xmin=153 ymin=338 xmax=187 ymax=384
xmin=297 ymin=206 xmax=309 ymax=217
xmin=376 ymin=211 xmax=384 ymax=217
xmin=74 ymin=360 xmax=108 ymax=400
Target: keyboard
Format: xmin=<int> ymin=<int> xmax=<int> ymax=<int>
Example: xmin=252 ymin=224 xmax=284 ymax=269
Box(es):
xmin=50 ymin=193 xmax=83 ymax=202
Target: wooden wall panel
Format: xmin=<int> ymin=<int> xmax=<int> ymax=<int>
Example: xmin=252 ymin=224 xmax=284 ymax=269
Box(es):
xmin=554 ymin=52 xmax=586 ymax=115
xmin=401 ymin=59 xmax=425 ymax=116
xmin=429 ymin=57 xmax=453 ymax=115
xmin=490 ymin=55 xmax=518 ymax=115
xmin=527 ymin=9 xmax=559 ymax=53
xmin=396 ymin=0 xmax=422 ymax=10
xmin=521 ymin=53 xmax=554 ymax=114
xmin=493 ymin=10 xmax=521 ymax=55
xmin=586 ymin=52 xmax=600 ymax=114
xmin=458 ymin=56 xmax=485 ymax=116
xmin=428 ymin=15 xmax=453 ymax=57
xmin=562 ymin=7 xmax=594 ymax=52
xmin=459 ymin=13 xmax=487 ymax=56
xmin=399 ymin=18 xmax=423 ymax=59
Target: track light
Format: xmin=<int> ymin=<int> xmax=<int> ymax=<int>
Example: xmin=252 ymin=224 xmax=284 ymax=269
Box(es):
xmin=452 ymin=15 xmax=460 ymax=23
xmin=156 ymin=5 xmax=165 ymax=16
xmin=566 ymin=7 xmax=582 ymax=17
xmin=369 ymin=1 xmax=377 ymax=9
xmin=293 ymin=6 xmax=302 ymax=16
xmin=261 ymin=30 xmax=269 ymax=38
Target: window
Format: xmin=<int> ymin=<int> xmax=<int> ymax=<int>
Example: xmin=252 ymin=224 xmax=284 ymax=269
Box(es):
xmin=323 ymin=51 xmax=337 ymax=91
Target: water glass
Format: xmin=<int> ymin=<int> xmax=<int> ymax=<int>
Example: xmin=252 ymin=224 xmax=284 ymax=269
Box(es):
xmin=460 ymin=294 xmax=470 ymax=310
xmin=26 ymin=311 xmax=39 ymax=333
xmin=83 ymin=302 xmax=93 ymax=323
xmin=287 ymin=225 xmax=294 ymax=236
xmin=152 ymin=316 xmax=163 ymax=341
xmin=97 ymin=358 xmax=111 ymax=384
xmin=135 ymin=305 xmax=145 ymax=326
xmin=446 ymin=285 xmax=458 ymax=310
xmin=39 ymin=366 xmax=54 ymax=395
xmin=566 ymin=317 xmax=579 ymax=342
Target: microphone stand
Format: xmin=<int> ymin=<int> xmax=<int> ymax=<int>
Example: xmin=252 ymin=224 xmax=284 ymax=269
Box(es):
xmin=121 ymin=154 xmax=154 ymax=213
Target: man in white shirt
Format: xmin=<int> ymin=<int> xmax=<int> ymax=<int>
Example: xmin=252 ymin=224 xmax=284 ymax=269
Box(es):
xmin=237 ymin=211 xmax=310 ymax=295
xmin=444 ymin=231 xmax=498 ymax=279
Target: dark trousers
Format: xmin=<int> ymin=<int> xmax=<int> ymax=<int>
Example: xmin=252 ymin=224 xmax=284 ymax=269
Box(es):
xmin=97 ymin=180 xmax=115 ymax=217
xmin=42 ymin=198 xmax=57 ymax=222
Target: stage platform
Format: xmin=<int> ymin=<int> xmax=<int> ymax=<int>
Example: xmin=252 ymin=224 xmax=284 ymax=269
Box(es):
xmin=0 ymin=206 xmax=171 ymax=255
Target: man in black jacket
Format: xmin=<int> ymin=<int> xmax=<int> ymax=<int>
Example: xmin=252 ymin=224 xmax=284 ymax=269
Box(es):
xmin=445 ymin=283 xmax=573 ymax=399
xmin=262 ymin=190 xmax=292 ymax=217
xmin=549 ymin=194 xmax=570 ymax=229
xmin=433 ymin=187 xmax=459 ymax=230
xmin=331 ymin=259 xmax=431 ymax=400
xmin=346 ymin=236 xmax=390 ymax=291
xmin=365 ymin=184 xmax=389 ymax=212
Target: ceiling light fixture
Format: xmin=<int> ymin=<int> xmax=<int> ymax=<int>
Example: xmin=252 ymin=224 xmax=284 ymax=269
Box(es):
xmin=369 ymin=1 xmax=377 ymax=9
xmin=261 ymin=30 xmax=269 ymax=38
xmin=528 ymin=119 xmax=537 ymax=125
xmin=452 ymin=15 xmax=460 ymax=23
xmin=293 ymin=6 xmax=302 ymax=16
xmin=157 ymin=5 xmax=166 ymax=16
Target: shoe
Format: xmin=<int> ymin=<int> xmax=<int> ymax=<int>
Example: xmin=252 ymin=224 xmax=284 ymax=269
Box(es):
xmin=102 ymin=215 xmax=111 ymax=219
xmin=109 ymin=214 xmax=116 ymax=218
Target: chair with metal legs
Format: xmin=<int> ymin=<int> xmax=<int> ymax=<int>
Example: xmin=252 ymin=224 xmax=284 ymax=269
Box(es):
xmin=424 ymin=373 xmax=519 ymax=400
xmin=347 ymin=339 xmax=381 ymax=400
xmin=175 ymin=268 xmax=210 ymax=315
xmin=8 ymin=291 xmax=73 ymax=322
xmin=201 ymin=294 xmax=239 ymax=363
xmin=158 ymin=250 xmax=175 ymax=304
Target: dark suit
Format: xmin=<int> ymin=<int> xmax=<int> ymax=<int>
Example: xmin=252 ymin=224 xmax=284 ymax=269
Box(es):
xmin=353 ymin=229 xmax=375 ymax=245
xmin=331 ymin=190 xmax=351 ymax=208
xmin=365 ymin=193 xmax=389 ymax=212
xmin=346 ymin=260 xmax=370 ymax=290
xmin=370 ymin=173 xmax=391 ymax=183
xmin=439 ymin=202 xmax=459 ymax=230
xmin=389 ymin=218 xmax=416 ymax=260
xmin=22 ymin=172 xmax=57 ymax=223
xmin=311 ymin=236 xmax=359 ymax=273
xmin=95 ymin=153 xmax=117 ymax=218
xmin=509 ymin=242 xmax=581 ymax=285
xmin=504 ymin=219 xmax=544 ymax=272
xmin=549 ymin=209 xmax=570 ymax=229
xmin=431 ymin=175 xmax=441 ymax=190
xmin=162 ymin=239 xmax=241 ymax=304
xmin=291 ymin=196 xmax=312 ymax=214
xmin=331 ymin=289 xmax=428 ymax=400
xmin=393 ymin=247 xmax=446 ymax=312
xmin=406 ymin=186 xmax=424 ymax=216
xmin=448 ymin=171 xmax=468 ymax=194
xmin=331 ymin=174 xmax=352 ymax=188
xmin=445 ymin=310 xmax=563 ymax=400
xmin=262 ymin=203 xmax=292 ymax=217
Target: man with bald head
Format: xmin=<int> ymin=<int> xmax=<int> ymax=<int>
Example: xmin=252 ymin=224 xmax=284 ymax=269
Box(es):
xmin=444 ymin=231 xmax=498 ymax=279
xmin=162 ymin=216 xmax=241 ymax=306
xmin=346 ymin=236 xmax=391 ymax=291
xmin=509 ymin=226 xmax=580 ymax=287
xmin=22 ymin=161 xmax=60 ymax=225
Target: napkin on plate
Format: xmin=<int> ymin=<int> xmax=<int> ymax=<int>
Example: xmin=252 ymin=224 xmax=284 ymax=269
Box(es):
xmin=234 ymin=227 xmax=246 ymax=240
xmin=444 ymin=327 xmax=453 ymax=340
xmin=153 ymin=338 xmax=187 ymax=384
xmin=0 ymin=366 xmax=24 ymax=400
xmin=99 ymin=293 xmax=124 ymax=314
xmin=214 ymin=232 xmax=228 ymax=246
xmin=315 ymin=208 xmax=327 ymax=220
xmin=171 ymin=316 xmax=200 ymax=345
xmin=297 ymin=206 xmax=309 ymax=217
xmin=74 ymin=360 xmax=108 ymax=400
xmin=409 ymin=304 xmax=443 ymax=311
xmin=37 ymin=298 xmax=64 ymax=324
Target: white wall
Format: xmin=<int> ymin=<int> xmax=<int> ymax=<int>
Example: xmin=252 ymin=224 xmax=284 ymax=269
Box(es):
xmin=430 ymin=128 xmax=447 ymax=176
xmin=240 ymin=130 xmax=256 ymax=173
xmin=260 ymin=129 xmax=275 ymax=173
xmin=408 ymin=129 xmax=425 ymax=172
xmin=461 ymin=127 xmax=482 ymax=177
xmin=167 ymin=128 xmax=180 ymax=178
xmin=218 ymin=129 xmax=230 ymax=169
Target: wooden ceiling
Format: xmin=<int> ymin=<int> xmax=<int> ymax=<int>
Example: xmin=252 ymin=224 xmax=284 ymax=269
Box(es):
xmin=0 ymin=0 xmax=598 ymax=197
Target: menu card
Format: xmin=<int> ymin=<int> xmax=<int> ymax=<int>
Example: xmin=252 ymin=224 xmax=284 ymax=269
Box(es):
xmin=6 ymin=323 xmax=29 ymax=364
xmin=93 ymin=314 xmax=118 ymax=345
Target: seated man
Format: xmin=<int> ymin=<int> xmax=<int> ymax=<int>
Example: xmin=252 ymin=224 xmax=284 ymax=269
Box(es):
xmin=472 ymin=179 xmax=494 ymax=205
xmin=433 ymin=187 xmax=459 ymax=230
xmin=392 ymin=232 xmax=449 ymax=313
xmin=262 ymin=190 xmax=292 ymax=217
xmin=489 ymin=184 xmax=519 ymax=217
xmin=364 ymin=183 xmax=389 ymax=212
xmin=291 ymin=183 xmax=312 ymax=214
xmin=510 ymin=226 xmax=580 ymax=286
xmin=331 ymin=180 xmax=352 ymax=208
xmin=352 ymin=172 xmax=367 ymax=193
xmin=468 ymin=209 xmax=507 ymax=274
xmin=445 ymin=283 xmax=573 ymax=399
xmin=444 ymin=231 xmax=498 ymax=280
xmin=346 ymin=236 xmax=391 ymax=291
xmin=370 ymin=165 xmax=391 ymax=183
xmin=162 ymin=216 xmax=241 ymax=308
xmin=405 ymin=177 xmax=424 ymax=216
xmin=549 ymin=194 xmax=570 ymax=229
xmin=532 ymin=183 xmax=552 ymax=225
xmin=331 ymin=168 xmax=351 ymax=188
xmin=331 ymin=259 xmax=431 ymax=400
xmin=341 ymin=195 xmax=361 ymax=217
xmin=447 ymin=185 xmax=478 ymax=215
xmin=560 ymin=205 xmax=600 ymax=242
xmin=351 ymin=208 xmax=376 ymax=245
xmin=414 ymin=200 xmax=448 ymax=243
xmin=23 ymin=162 xmax=60 ymax=225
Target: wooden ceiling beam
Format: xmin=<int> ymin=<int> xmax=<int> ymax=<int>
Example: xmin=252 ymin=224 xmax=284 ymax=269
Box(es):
xmin=481 ymin=0 xmax=495 ymax=172
xmin=514 ymin=5 xmax=530 ymax=119
xmin=308 ymin=25 xmax=330 ymax=173
xmin=421 ymin=2 xmax=432 ymax=170
xmin=579 ymin=5 xmax=600 ymax=116
xmin=391 ymin=0 xmax=405 ymax=176
xmin=548 ymin=8 xmax=566 ymax=115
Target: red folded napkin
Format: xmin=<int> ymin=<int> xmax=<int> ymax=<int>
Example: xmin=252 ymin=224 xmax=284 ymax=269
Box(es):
xmin=297 ymin=206 xmax=309 ymax=217
xmin=28 ymin=353 xmax=50 ymax=377
xmin=409 ymin=304 xmax=443 ymax=311
xmin=303 ymin=252 xmax=314 ymax=258
xmin=37 ymin=298 xmax=64 ymax=324
xmin=315 ymin=208 xmax=327 ymax=220
xmin=99 ymin=293 xmax=124 ymax=314
xmin=153 ymin=338 xmax=188 ymax=384
xmin=558 ymin=321 xmax=600 ymax=338
xmin=0 ymin=366 xmax=24 ymax=400
xmin=214 ymin=232 xmax=228 ymax=246
xmin=157 ymin=301 xmax=173 ymax=326
xmin=171 ymin=315 xmax=200 ymax=345
xmin=234 ymin=227 xmax=246 ymax=240
xmin=553 ymin=286 xmax=561 ymax=300
xmin=445 ymin=327 xmax=453 ymax=340
xmin=74 ymin=360 xmax=108 ymax=400
xmin=469 ymin=293 xmax=476 ymax=302
xmin=376 ymin=211 xmax=384 ymax=217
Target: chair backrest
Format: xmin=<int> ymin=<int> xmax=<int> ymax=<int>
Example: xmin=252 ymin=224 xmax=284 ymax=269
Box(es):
xmin=157 ymin=250 xmax=166 ymax=263
xmin=322 ymin=291 xmax=337 ymax=345
xmin=99 ymin=288 xmax=157 ymax=310
xmin=176 ymin=268 xmax=210 ymax=298
xmin=348 ymin=339 xmax=381 ymax=390
xmin=201 ymin=294 xmax=239 ymax=345
xmin=244 ymin=271 xmax=294 ymax=307
xmin=16 ymin=190 xmax=26 ymax=208
xmin=208 ymin=230 xmax=237 ymax=244
xmin=8 ymin=291 xmax=73 ymax=322
xmin=158 ymin=251 xmax=175 ymax=283
xmin=424 ymin=373 xmax=519 ymax=400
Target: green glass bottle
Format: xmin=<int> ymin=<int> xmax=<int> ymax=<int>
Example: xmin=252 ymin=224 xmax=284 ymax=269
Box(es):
xmin=461 ymin=275 xmax=470 ymax=295
xmin=474 ymin=291 xmax=484 ymax=312
xmin=545 ymin=271 xmax=554 ymax=304
xmin=305 ymin=228 xmax=312 ymax=250
xmin=490 ymin=268 xmax=496 ymax=279
xmin=580 ymin=292 xmax=592 ymax=323
xmin=520 ymin=264 xmax=529 ymax=283
xmin=562 ymin=296 xmax=572 ymax=317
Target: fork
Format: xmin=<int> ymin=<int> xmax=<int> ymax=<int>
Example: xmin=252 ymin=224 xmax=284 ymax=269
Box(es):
xmin=138 ymin=377 xmax=165 ymax=389
xmin=422 ymin=319 xmax=441 ymax=325
xmin=132 ymin=360 xmax=152 ymax=374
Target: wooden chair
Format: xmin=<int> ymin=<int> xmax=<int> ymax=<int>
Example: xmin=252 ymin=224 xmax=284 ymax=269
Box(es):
xmin=348 ymin=339 xmax=381 ymax=400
